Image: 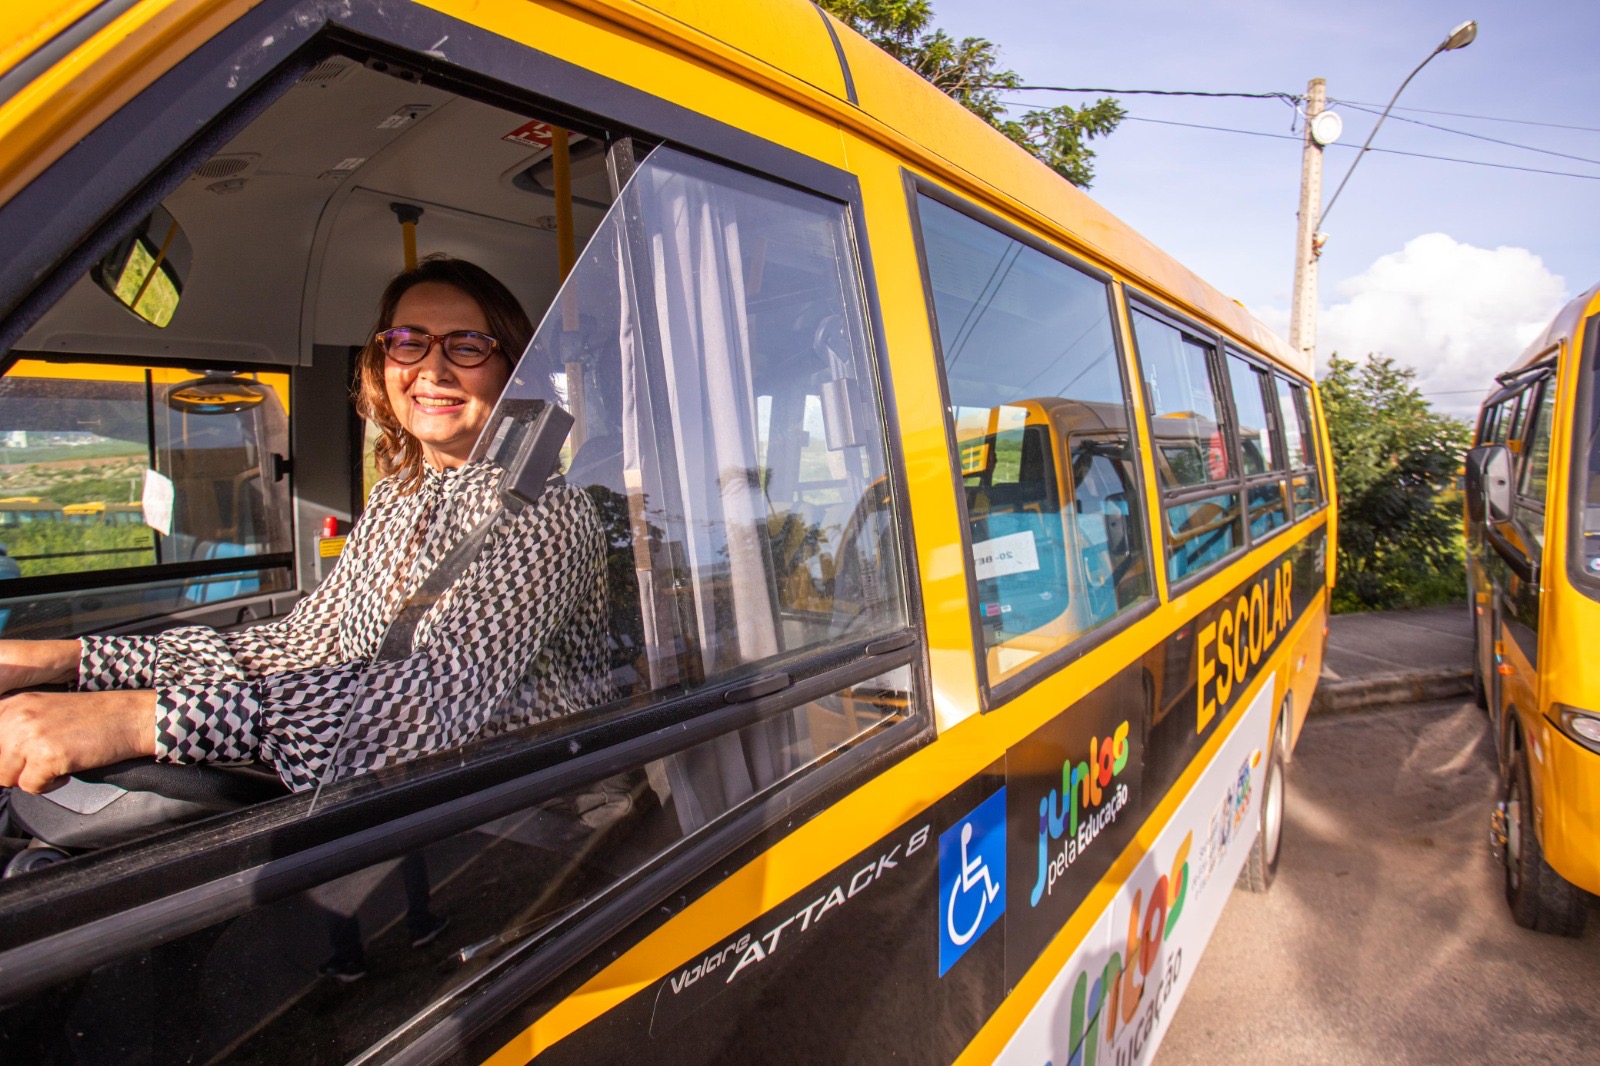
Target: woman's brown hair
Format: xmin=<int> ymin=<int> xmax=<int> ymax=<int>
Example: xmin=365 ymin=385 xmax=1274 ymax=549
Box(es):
xmin=354 ymin=256 xmax=543 ymax=492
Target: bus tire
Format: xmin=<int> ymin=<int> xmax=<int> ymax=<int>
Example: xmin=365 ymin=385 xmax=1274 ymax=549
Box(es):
xmin=1504 ymin=743 xmax=1587 ymax=936
xmin=1237 ymin=734 xmax=1285 ymax=893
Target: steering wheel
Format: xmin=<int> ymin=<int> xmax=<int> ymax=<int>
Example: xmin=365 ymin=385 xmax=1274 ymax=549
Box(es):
xmin=5 ymin=757 xmax=289 ymax=862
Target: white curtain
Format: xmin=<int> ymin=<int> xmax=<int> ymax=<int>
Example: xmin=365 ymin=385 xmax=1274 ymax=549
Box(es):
xmin=617 ymin=154 xmax=805 ymax=832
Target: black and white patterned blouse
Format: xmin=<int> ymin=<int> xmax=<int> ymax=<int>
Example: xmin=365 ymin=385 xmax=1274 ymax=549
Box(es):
xmin=77 ymin=462 xmax=612 ymax=792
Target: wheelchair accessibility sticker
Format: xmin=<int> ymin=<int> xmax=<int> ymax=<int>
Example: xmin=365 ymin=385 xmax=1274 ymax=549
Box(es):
xmin=938 ymin=787 xmax=1006 ymax=976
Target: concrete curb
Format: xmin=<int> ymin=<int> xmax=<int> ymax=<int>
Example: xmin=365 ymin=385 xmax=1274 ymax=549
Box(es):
xmin=1311 ymin=669 xmax=1474 ymax=714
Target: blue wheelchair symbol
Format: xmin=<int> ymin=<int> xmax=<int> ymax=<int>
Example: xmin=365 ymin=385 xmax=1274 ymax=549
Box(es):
xmin=938 ymin=787 xmax=1006 ymax=976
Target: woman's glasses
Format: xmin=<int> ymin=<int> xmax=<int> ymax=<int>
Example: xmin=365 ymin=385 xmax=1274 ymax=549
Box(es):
xmin=376 ymin=328 xmax=501 ymax=368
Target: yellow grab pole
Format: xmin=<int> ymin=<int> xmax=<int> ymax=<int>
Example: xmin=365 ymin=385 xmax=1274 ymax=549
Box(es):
xmin=390 ymin=202 xmax=423 ymax=271
xmin=552 ymin=127 xmax=585 ymax=448
xmin=552 ymin=128 xmax=576 ymax=282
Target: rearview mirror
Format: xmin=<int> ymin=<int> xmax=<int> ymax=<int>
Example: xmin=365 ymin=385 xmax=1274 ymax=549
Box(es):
xmin=90 ymin=206 xmax=191 ymax=328
xmin=1465 ymin=444 xmax=1513 ymax=525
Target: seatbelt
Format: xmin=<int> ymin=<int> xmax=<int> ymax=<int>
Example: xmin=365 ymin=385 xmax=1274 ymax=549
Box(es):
xmin=373 ymin=398 xmax=574 ymax=661
xmin=374 ymin=514 xmax=498 ymax=661
xmin=307 ymin=399 xmax=574 ymax=811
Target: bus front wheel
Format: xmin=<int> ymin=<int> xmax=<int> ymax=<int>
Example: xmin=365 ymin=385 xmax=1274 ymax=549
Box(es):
xmin=1503 ymin=744 xmax=1586 ymax=936
xmin=1238 ymin=734 xmax=1285 ymax=893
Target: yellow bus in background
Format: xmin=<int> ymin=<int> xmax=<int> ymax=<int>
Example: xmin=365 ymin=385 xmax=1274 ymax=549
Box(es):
xmin=0 ymin=1 xmax=1334 ymax=1061
xmin=1469 ymin=280 xmax=1600 ymax=937
xmin=62 ymin=501 xmax=144 ymax=524
xmin=0 ymin=497 xmax=63 ymax=525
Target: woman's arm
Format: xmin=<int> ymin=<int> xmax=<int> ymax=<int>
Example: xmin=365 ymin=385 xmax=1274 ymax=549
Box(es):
xmin=0 ymin=639 xmax=82 ymax=695
xmin=76 ymin=487 xmax=390 ymax=693
xmin=154 ymin=485 xmax=609 ymax=791
xmin=0 ymin=688 xmax=155 ymax=793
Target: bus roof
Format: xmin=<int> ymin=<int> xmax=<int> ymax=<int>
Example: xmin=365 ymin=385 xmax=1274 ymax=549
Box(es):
xmin=1 ymin=0 xmax=1299 ymax=377
xmin=1509 ymin=279 xmax=1600 ymax=375
xmin=633 ymin=0 xmax=1302 ymax=376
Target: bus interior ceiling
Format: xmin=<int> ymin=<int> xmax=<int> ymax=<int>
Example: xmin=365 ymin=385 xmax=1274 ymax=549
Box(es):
xmin=18 ymin=56 xmax=615 ymax=380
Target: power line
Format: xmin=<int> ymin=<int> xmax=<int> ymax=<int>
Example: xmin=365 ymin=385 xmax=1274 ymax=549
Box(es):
xmin=1335 ymin=101 xmax=1600 ymax=167
xmin=1113 ymin=114 xmax=1600 ymax=181
xmin=1000 ymin=84 xmax=1299 ymax=103
xmin=992 ymin=85 xmax=1600 ymax=176
xmin=1330 ymin=140 xmax=1600 ymax=181
xmin=1329 ymin=98 xmax=1600 ymax=134
xmin=1000 ymin=84 xmax=1600 ymax=135
xmin=1108 ymin=114 xmax=1292 ymax=142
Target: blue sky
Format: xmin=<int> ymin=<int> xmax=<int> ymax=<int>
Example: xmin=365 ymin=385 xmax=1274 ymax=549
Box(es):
xmin=930 ymin=0 xmax=1598 ymax=416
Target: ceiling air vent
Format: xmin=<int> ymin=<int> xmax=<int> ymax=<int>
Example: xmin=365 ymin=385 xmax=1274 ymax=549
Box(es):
xmin=298 ymin=57 xmax=354 ymax=89
xmin=193 ymin=154 xmax=258 ymax=180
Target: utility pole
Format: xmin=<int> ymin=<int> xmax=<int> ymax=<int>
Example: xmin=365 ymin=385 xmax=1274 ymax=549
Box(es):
xmin=1287 ymin=22 xmax=1476 ymax=370
xmin=1289 ymin=77 xmax=1327 ymax=366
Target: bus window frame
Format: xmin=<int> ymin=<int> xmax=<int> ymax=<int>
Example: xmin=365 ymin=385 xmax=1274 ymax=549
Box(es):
xmin=1504 ymin=371 xmax=1558 ymax=563
xmin=1275 ymin=372 xmax=1326 ymax=517
xmin=1124 ymin=293 xmax=1249 ymax=590
xmin=1221 ymin=346 xmax=1294 ymax=543
xmin=1124 ymin=291 xmax=1325 ymax=594
xmin=903 ymin=174 xmax=1158 ymax=712
xmin=1570 ymin=316 xmax=1600 ymax=597
xmin=0 ymin=4 xmax=936 ymax=1039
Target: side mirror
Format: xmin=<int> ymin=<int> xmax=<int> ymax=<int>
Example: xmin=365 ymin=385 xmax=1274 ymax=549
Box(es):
xmin=1465 ymin=444 xmax=1513 ymax=525
xmin=90 ymin=206 xmax=191 ymax=328
xmin=163 ymin=374 xmax=270 ymax=414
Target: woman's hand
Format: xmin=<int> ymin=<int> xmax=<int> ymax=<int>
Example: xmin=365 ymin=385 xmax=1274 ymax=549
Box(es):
xmin=0 ymin=689 xmax=157 ymax=793
xmin=0 ymin=639 xmax=82 ymax=696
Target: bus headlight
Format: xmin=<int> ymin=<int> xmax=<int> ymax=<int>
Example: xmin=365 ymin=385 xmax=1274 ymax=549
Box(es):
xmin=1550 ymin=704 xmax=1600 ymax=755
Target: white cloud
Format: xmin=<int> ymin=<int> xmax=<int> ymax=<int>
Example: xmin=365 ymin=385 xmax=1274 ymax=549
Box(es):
xmin=1315 ymin=234 xmax=1568 ymax=419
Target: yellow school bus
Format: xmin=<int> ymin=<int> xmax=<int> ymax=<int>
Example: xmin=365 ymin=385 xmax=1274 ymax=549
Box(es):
xmin=1469 ymin=281 xmax=1600 ymax=937
xmin=0 ymin=1 xmax=1335 ymax=1061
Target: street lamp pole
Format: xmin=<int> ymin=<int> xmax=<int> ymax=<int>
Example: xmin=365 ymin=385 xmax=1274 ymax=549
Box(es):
xmin=1288 ymin=19 xmax=1478 ymax=368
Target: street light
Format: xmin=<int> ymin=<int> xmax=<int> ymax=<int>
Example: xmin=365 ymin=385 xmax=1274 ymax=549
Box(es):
xmin=1320 ymin=20 xmax=1478 ymax=227
xmin=1287 ymin=19 xmax=1478 ymax=365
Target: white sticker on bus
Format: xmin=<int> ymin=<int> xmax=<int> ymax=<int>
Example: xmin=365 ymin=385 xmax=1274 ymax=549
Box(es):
xmin=996 ymin=680 xmax=1277 ymax=1066
xmin=972 ymin=530 xmax=1041 ymax=582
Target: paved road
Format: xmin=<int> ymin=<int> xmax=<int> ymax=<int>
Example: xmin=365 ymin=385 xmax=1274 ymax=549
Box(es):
xmin=1158 ymin=698 xmax=1600 ymax=1065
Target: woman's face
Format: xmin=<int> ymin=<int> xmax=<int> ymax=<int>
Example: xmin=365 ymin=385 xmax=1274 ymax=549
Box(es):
xmin=383 ymin=281 xmax=513 ymax=470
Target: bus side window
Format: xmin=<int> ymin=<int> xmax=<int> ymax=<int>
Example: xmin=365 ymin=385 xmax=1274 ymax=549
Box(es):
xmin=0 ymin=360 xmax=293 ymax=637
xmin=1476 ymin=400 xmax=1500 ymax=445
xmin=1515 ymin=383 xmax=1555 ymax=554
xmin=1129 ymin=307 xmax=1243 ymax=582
xmin=1494 ymin=392 xmax=1524 ymax=448
xmin=914 ymin=194 xmax=1153 ymax=688
xmin=1276 ymin=375 xmax=1321 ymax=517
xmin=1225 ymin=351 xmax=1288 ymax=538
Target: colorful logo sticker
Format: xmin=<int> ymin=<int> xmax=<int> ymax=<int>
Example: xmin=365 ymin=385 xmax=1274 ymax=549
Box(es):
xmin=939 ymin=787 xmax=1007 ymax=976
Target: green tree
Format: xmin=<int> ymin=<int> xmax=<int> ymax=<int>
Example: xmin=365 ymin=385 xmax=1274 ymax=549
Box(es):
xmin=1320 ymin=354 xmax=1473 ymax=611
xmin=820 ymin=0 xmax=1124 ymax=187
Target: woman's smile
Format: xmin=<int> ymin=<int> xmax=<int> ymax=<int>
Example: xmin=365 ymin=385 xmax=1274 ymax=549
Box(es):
xmin=383 ymin=281 xmax=512 ymax=470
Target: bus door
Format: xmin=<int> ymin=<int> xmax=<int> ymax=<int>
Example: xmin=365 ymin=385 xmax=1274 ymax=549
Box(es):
xmin=1468 ymin=364 xmax=1553 ymax=762
xmin=0 ymin=7 xmax=922 ymax=1062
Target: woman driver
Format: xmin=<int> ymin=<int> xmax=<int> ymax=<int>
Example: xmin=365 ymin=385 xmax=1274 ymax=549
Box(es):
xmin=0 ymin=257 xmax=611 ymax=794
